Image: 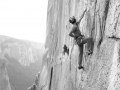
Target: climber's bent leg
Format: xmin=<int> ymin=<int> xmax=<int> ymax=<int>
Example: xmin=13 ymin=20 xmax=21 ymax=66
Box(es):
xmin=82 ymin=37 xmax=93 ymax=55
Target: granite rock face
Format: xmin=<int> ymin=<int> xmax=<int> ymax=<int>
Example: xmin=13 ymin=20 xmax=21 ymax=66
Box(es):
xmin=29 ymin=0 xmax=120 ymax=90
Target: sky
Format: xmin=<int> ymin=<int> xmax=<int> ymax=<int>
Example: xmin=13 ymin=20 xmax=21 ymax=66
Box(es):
xmin=0 ymin=0 xmax=48 ymax=43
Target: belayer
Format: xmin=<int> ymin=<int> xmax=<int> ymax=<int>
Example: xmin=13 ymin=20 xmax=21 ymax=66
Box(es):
xmin=69 ymin=9 xmax=93 ymax=70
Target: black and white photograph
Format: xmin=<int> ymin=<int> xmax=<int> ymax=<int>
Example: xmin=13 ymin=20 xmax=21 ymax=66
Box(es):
xmin=0 ymin=0 xmax=120 ymax=90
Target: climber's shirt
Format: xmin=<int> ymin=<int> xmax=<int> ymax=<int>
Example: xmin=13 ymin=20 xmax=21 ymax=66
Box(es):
xmin=71 ymin=25 xmax=82 ymax=38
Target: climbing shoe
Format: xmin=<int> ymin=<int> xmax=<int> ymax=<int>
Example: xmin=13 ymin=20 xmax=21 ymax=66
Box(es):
xmin=78 ymin=66 xmax=84 ymax=70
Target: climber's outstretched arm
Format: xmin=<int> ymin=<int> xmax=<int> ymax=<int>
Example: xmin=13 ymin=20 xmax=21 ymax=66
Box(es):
xmin=77 ymin=9 xmax=87 ymax=25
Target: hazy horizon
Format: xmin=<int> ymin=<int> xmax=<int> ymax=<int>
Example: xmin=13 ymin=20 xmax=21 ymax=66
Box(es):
xmin=0 ymin=0 xmax=48 ymax=43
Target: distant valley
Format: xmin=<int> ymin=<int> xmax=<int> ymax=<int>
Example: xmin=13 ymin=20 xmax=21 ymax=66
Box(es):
xmin=0 ymin=35 xmax=44 ymax=90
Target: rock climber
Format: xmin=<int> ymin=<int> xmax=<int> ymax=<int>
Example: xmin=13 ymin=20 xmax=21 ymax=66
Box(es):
xmin=63 ymin=44 xmax=69 ymax=55
xmin=69 ymin=9 xmax=93 ymax=70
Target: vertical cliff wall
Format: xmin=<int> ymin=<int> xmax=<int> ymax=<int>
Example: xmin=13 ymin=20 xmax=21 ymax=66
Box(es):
xmin=28 ymin=0 xmax=120 ymax=90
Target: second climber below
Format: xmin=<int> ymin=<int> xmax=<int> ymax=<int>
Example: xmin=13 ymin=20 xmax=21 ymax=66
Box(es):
xmin=69 ymin=9 xmax=93 ymax=70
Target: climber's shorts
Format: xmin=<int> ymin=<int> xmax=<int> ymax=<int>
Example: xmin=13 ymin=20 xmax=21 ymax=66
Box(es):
xmin=75 ymin=36 xmax=84 ymax=46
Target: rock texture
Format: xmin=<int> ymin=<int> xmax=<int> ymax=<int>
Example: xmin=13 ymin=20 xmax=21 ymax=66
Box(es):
xmin=28 ymin=0 xmax=120 ymax=90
